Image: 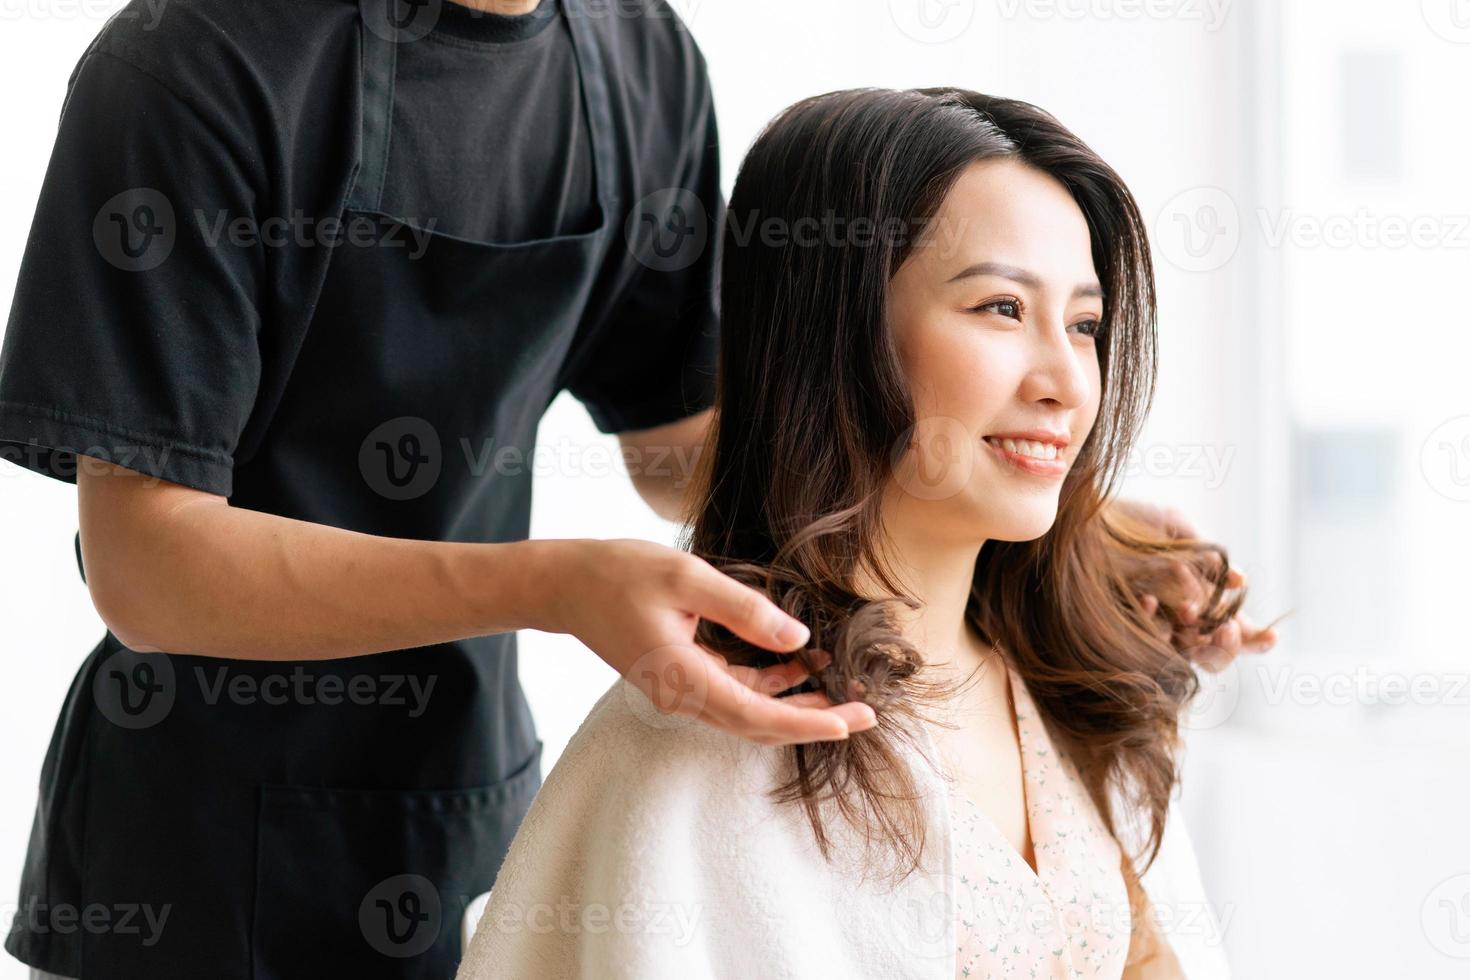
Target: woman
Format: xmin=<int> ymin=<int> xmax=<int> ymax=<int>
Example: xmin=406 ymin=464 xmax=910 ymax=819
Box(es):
xmin=458 ymin=86 xmax=1258 ymax=978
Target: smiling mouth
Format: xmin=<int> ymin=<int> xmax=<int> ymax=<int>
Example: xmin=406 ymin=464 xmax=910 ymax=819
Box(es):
xmin=981 ymin=436 xmax=1069 ymax=478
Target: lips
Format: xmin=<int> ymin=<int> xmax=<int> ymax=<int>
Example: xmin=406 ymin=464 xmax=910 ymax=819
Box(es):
xmin=982 ymin=429 xmax=1070 ymax=449
xmin=981 ymin=430 xmax=1070 ymax=477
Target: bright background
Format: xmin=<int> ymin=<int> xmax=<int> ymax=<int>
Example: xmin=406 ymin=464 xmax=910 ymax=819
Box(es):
xmin=3 ymin=1 xmax=1468 ymax=976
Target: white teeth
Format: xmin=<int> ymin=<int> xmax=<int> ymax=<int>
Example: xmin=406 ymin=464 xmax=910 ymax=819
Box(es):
xmin=986 ymin=437 xmax=1061 ymax=461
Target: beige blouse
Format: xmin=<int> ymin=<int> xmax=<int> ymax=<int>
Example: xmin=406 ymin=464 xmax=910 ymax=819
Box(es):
xmin=937 ymin=663 xmax=1134 ymax=979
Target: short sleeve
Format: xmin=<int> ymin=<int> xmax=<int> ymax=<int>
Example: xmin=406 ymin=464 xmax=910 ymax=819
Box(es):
xmin=0 ymin=49 xmax=265 ymax=496
xmin=561 ymin=48 xmax=722 ymax=435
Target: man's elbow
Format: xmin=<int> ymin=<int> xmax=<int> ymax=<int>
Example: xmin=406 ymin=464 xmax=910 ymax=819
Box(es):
xmin=617 ymin=407 xmax=712 ymax=524
xmin=76 ymin=456 xmax=208 ymax=654
xmin=631 ymin=472 xmax=689 ymax=524
xmin=88 ymin=575 xmax=164 ymax=652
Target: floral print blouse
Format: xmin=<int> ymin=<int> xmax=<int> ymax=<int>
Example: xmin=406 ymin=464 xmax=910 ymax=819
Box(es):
xmin=937 ymin=662 xmax=1133 ymax=979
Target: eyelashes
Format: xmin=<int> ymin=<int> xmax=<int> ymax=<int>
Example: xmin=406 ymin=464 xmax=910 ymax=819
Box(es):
xmin=966 ymin=295 xmax=1103 ymax=338
xmin=969 ymin=296 xmax=1025 ymax=319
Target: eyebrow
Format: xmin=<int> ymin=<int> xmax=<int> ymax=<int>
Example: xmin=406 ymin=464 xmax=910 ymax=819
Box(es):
xmin=946 ymin=261 xmax=1104 ymax=301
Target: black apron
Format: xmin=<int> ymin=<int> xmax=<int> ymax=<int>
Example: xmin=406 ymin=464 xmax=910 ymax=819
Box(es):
xmin=9 ymin=0 xmax=618 ymax=976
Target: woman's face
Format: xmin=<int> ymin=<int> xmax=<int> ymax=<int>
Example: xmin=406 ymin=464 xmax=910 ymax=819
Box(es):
xmin=886 ymin=157 xmax=1104 ymax=545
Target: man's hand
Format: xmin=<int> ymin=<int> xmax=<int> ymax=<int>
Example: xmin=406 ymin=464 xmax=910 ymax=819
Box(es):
xmin=538 ymin=537 xmax=877 ymax=745
xmin=1109 ymin=498 xmax=1279 ymax=672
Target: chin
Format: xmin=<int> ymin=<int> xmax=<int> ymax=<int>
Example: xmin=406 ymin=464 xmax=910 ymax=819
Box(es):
xmin=979 ymin=500 xmax=1062 ymax=543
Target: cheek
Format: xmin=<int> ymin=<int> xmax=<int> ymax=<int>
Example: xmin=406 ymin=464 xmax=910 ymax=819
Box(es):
xmin=1079 ymin=355 xmax=1104 ymax=430
xmin=903 ymin=324 xmax=1016 ymax=422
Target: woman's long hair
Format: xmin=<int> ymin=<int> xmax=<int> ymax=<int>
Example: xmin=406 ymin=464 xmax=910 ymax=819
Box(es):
xmin=678 ymin=87 xmax=1246 ymax=888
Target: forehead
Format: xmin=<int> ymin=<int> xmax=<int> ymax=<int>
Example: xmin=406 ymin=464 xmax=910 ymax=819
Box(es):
xmin=918 ymin=158 xmax=1097 ymax=284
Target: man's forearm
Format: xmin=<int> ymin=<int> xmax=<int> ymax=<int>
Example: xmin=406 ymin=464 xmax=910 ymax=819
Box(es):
xmin=86 ymin=491 xmax=568 ymax=661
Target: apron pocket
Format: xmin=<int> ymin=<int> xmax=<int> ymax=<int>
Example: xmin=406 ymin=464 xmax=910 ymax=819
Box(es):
xmin=250 ymin=740 xmax=543 ymax=980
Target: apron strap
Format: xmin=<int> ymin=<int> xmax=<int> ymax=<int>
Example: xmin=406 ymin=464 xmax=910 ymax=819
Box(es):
xmin=348 ymin=0 xmax=400 ymax=213
xmin=561 ymin=0 xmax=614 ymax=211
xmin=348 ymin=0 xmax=613 ymax=214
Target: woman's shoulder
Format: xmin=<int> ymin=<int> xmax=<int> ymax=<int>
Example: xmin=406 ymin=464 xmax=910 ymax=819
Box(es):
xmin=487 ymin=676 xmax=795 ymax=885
xmin=549 ymin=676 xmax=778 ymax=802
xmin=459 ymin=679 xmax=958 ymax=980
xmin=458 ymin=679 xmax=812 ymax=978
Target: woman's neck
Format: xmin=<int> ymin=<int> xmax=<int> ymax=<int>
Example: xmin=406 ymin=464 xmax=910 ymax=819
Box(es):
xmin=852 ymin=536 xmax=988 ymax=670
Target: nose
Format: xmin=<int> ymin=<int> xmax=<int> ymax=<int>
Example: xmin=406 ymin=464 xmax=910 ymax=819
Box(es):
xmin=1019 ymin=311 xmax=1093 ymax=411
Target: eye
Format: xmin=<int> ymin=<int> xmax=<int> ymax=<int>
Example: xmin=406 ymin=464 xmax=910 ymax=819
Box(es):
xmin=967 ymin=296 xmax=1024 ymax=319
xmin=1069 ymin=317 xmax=1104 ymax=338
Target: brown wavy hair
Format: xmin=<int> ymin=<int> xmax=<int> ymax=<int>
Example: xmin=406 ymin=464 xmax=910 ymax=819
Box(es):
xmin=676 ymin=86 xmax=1257 ymax=900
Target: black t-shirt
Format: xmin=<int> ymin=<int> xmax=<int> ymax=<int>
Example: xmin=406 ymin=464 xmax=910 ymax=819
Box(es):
xmin=386 ymin=0 xmax=601 ymax=243
xmin=0 ymin=0 xmax=720 ymax=497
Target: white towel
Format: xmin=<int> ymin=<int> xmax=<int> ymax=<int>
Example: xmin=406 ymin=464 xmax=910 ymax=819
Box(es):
xmin=456 ymin=677 xmax=1231 ymax=979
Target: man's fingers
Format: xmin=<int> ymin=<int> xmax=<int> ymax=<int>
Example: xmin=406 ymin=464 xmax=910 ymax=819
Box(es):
xmin=778 ymin=692 xmax=878 ymax=734
xmin=680 ymin=562 xmax=811 ymax=653
xmin=1168 ymin=558 xmax=1207 ymax=624
xmin=699 ymin=660 xmax=847 ymax=741
xmin=727 ymin=657 xmax=816 ymax=697
xmin=1241 ymin=619 xmax=1278 ymax=652
xmin=1214 ymin=611 xmax=1276 ymax=655
xmin=630 ymin=633 xmax=871 ymax=746
xmin=780 ymin=690 xmax=836 ymax=710
xmin=823 ymin=701 xmax=878 ymax=734
xmin=1192 ymin=643 xmax=1235 ymax=672
xmin=626 ymin=643 xmax=725 ymax=718
xmin=719 ymin=650 xmax=879 ymax=742
xmin=699 ymin=672 xmax=877 ymax=745
xmin=1211 ymin=618 xmax=1242 ymax=653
